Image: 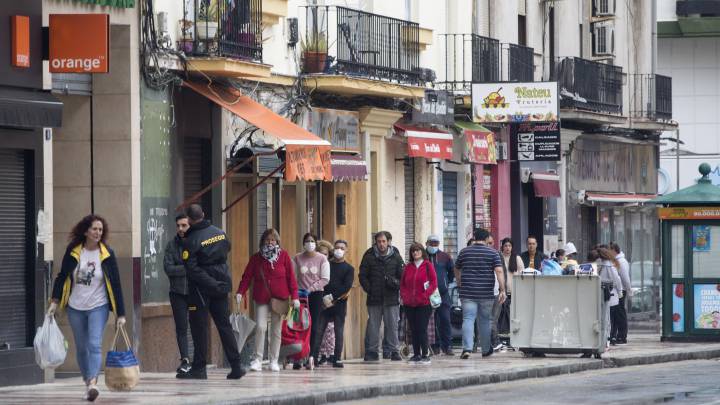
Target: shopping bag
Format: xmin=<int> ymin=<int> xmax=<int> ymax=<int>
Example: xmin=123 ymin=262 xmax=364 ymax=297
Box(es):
xmin=33 ymin=314 xmax=67 ymax=369
xmin=104 ymin=324 xmax=139 ymax=391
xmin=230 ymin=304 xmax=256 ymax=351
xmin=540 ymin=259 xmax=563 ymax=275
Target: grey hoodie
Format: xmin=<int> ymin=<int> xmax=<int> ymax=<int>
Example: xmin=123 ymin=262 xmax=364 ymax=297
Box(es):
xmin=615 ymin=252 xmax=632 ymax=296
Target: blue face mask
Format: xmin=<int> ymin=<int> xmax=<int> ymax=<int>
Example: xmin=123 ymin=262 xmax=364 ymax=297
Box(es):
xmin=427 ymin=246 xmax=438 ymax=255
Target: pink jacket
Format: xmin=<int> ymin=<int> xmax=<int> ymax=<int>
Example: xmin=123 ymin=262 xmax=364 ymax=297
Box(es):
xmin=237 ymin=250 xmax=299 ymax=304
xmin=400 ymin=259 xmax=438 ymax=307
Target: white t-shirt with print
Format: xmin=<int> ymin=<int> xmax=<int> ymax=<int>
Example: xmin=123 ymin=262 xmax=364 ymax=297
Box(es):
xmin=68 ymin=248 xmax=108 ymax=310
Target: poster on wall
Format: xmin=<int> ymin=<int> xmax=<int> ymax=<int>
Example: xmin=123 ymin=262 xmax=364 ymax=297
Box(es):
xmin=471 ymin=82 xmax=558 ymax=123
xmin=693 ymin=225 xmax=712 ymax=252
xmin=673 ymin=283 xmax=685 ymax=332
xmin=694 ymin=284 xmax=720 ymax=329
xmin=510 ymin=122 xmax=561 ymax=161
xmin=304 ymin=107 xmax=360 ymax=152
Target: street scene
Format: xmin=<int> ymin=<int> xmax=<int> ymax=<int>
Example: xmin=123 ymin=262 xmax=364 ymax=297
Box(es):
xmin=1 ymin=0 xmax=720 ymax=404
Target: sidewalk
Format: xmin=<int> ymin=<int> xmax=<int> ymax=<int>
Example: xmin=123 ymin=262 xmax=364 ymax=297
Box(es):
xmin=3 ymin=334 xmax=719 ymax=405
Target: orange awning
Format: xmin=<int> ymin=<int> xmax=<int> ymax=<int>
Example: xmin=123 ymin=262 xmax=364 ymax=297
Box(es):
xmin=184 ymin=81 xmax=331 ymax=181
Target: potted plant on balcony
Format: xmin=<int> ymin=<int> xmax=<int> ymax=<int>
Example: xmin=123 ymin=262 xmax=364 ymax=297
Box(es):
xmin=196 ymin=0 xmax=218 ymax=40
xmin=301 ymin=32 xmax=328 ymax=74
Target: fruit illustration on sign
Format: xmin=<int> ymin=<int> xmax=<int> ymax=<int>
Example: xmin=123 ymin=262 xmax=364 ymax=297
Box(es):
xmin=483 ymin=88 xmax=506 ymax=106
xmin=672 ymin=313 xmax=680 ymax=322
xmin=675 ymin=284 xmax=684 ymax=298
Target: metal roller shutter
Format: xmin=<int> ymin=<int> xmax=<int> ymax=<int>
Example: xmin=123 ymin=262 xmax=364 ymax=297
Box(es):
xmin=442 ymin=171 xmax=459 ymax=259
xmin=0 ymin=149 xmax=29 ymax=349
xmin=404 ymin=160 xmax=416 ymax=259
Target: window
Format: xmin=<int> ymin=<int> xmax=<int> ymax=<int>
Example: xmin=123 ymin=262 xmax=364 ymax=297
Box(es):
xmin=671 ymin=225 xmax=685 ymax=278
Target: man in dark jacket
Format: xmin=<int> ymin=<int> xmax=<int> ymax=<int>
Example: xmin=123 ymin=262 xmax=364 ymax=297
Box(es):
xmin=359 ymin=231 xmax=404 ymax=362
xmin=164 ymin=214 xmax=191 ymax=375
xmin=426 ymin=234 xmax=455 ymax=356
xmin=520 ymin=235 xmax=547 ymax=271
xmin=178 ymin=204 xmax=244 ymax=380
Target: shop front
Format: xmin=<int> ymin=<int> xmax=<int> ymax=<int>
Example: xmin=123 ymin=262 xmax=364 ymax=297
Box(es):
xmin=652 ymin=164 xmax=720 ymax=341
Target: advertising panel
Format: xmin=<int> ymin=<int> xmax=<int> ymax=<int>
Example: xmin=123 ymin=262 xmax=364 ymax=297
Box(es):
xmin=694 ymin=284 xmax=720 ymax=329
xmin=304 ymin=107 xmax=360 ymax=152
xmin=472 ymin=82 xmax=558 ymax=124
xmin=510 ymin=122 xmax=561 ymax=161
xmin=49 ymin=14 xmax=109 ymax=73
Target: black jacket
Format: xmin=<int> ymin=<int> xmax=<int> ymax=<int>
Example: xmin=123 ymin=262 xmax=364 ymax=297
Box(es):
xmin=182 ymin=220 xmax=232 ymax=302
xmin=324 ymin=261 xmax=354 ymax=302
xmin=51 ymin=243 xmax=126 ymax=317
xmin=520 ymin=250 xmax=547 ymax=270
xmin=164 ymin=235 xmax=187 ymax=295
xmin=359 ymin=246 xmax=404 ymax=306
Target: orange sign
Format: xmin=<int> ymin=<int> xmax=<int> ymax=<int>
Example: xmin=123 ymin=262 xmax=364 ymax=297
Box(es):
xmin=11 ymin=16 xmax=30 ymax=68
xmin=284 ymin=145 xmax=332 ymax=182
xmin=658 ymin=207 xmax=720 ymax=220
xmin=49 ymin=14 xmax=109 ymax=73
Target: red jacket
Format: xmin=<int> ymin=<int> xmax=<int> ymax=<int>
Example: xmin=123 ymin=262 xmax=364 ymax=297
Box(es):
xmin=400 ymin=259 xmax=438 ymax=307
xmin=237 ymin=250 xmax=299 ymax=304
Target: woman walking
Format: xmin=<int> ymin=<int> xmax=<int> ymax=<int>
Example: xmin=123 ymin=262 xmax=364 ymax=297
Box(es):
xmin=498 ymin=238 xmax=524 ymax=347
xmin=236 ymin=229 xmax=299 ymax=372
xmin=292 ymin=233 xmax=330 ymax=369
xmin=47 ymin=215 xmax=126 ymax=402
xmin=400 ymin=242 xmax=438 ymax=365
xmin=595 ymin=246 xmax=623 ymax=351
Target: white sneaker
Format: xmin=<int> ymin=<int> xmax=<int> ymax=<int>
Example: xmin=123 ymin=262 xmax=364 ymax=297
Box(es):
xmin=249 ymin=359 xmax=262 ymax=372
xmin=86 ymin=384 xmax=99 ymax=402
xmin=269 ymin=361 xmax=280 ymax=372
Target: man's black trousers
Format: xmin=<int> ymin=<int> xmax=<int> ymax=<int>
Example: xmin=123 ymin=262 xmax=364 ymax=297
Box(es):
xmin=188 ymin=294 xmax=240 ymax=369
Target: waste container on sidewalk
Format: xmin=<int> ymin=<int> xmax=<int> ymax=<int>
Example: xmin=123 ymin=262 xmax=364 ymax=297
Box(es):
xmin=511 ymin=274 xmax=605 ymax=358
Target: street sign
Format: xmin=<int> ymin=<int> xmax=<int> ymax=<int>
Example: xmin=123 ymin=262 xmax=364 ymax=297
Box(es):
xmin=511 ymin=122 xmax=561 ymax=161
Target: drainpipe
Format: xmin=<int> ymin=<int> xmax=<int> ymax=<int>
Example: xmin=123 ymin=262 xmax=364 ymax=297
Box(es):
xmin=651 ymin=0 xmax=657 ymax=76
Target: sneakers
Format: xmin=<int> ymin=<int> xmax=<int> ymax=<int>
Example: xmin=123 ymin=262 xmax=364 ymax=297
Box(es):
xmin=86 ymin=383 xmax=99 ymax=402
xmin=227 ymin=365 xmax=246 ymax=380
xmin=460 ymin=351 xmax=471 ymax=359
xmin=176 ymin=367 xmax=207 ymax=379
xmin=616 ymin=339 xmax=628 ymax=345
xmin=269 ymin=361 xmax=280 ymax=372
xmin=443 ymin=348 xmax=455 ymax=356
xmin=482 ymin=347 xmax=494 ymax=358
xmin=407 ymin=355 xmax=421 ymax=364
xmin=419 ymin=356 xmax=431 ymax=365
xmin=382 ymin=352 xmax=391 ymax=360
xmin=176 ymin=358 xmax=191 ymax=374
xmin=390 ymin=352 xmax=402 ymax=361
xmin=493 ymin=343 xmax=504 ymax=351
xmin=249 ymin=359 xmax=262 ymax=372
xmin=332 ymin=360 xmax=344 ymax=368
xmin=364 ymin=352 xmax=380 ymax=362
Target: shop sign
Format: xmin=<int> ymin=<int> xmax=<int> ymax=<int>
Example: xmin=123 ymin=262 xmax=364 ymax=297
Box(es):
xmin=471 ymin=82 xmax=558 ymax=124
xmin=284 ymin=145 xmax=332 ymax=182
xmin=463 ymin=130 xmax=496 ymax=164
xmin=510 ymin=122 xmax=560 ymax=161
xmin=658 ymin=207 xmax=720 ymax=220
xmin=694 ymin=284 xmax=720 ymax=329
xmin=49 ymin=14 xmax=109 ymax=73
xmin=304 ymin=107 xmax=360 ymax=152
xmin=407 ymin=135 xmax=453 ymax=160
xmin=412 ymin=90 xmax=454 ymax=126
xmin=11 ymin=16 xmax=30 ymax=68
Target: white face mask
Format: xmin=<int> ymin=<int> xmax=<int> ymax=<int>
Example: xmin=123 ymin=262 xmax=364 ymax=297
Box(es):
xmin=304 ymin=241 xmax=316 ymax=253
xmin=333 ymin=248 xmax=345 ymax=259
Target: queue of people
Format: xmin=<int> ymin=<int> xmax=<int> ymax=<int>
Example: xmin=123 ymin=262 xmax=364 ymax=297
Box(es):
xmin=45 ymin=206 xmax=635 ymax=401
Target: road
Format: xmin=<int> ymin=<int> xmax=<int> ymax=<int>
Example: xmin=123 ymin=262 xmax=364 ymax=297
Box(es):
xmin=338 ymin=360 xmax=720 ymax=405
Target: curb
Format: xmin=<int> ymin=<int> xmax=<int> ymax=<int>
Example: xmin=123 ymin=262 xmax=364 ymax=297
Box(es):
xmin=228 ymin=347 xmax=720 ymax=405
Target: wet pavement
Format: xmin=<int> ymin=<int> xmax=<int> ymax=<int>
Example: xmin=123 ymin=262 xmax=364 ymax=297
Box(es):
xmin=339 ymin=359 xmax=720 ymax=405
xmin=1 ymin=334 xmax=719 ymax=404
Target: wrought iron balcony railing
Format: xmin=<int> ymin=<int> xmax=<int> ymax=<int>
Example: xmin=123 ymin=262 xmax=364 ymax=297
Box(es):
xmin=630 ymin=74 xmax=673 ymax=121
xmin=439 ymin=33 xmax=500 ymax=92
xmin=180 ymin=0 xmax=262 ymax=62
xmin=505 ymin=43 xmax=534 ymax=82
xmin=300 ymin=6 xmax=421 ymax=84
xmin=552 ymin=57 xmax=623 ymax=115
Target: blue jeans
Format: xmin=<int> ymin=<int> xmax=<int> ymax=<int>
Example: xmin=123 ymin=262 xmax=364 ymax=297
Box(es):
xmin=67 ymin=304 xmax=110 ymax=382
xmin=462 ymin=298 xmax=494 ymax=353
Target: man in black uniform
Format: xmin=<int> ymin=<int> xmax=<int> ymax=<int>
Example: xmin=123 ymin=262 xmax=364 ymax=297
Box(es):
xmin=177 ymin=204 xmax=245 ymax=380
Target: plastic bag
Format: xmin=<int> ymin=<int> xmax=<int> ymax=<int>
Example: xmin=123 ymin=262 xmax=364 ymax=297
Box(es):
xmin=540 ymin=259 xmax=563 ymax=275
xmin=34 ymin=315 xmax=67 ymax=369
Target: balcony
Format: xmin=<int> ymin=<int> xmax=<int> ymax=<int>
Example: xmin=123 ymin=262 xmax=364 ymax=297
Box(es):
xmin=552 ymin=57 xmax=623 ymax=115
xmin=504 ymin=43 xmax=534 ymax=82
xmin=300 ymin=6 xmax=422 ymax=86
xmin=630 ymin=74 xmax=673 ymax=122
xmin=439 ymin=34 xmax=500 ymax=92
xmin=179 ymin=0 xmax=265 ymax=72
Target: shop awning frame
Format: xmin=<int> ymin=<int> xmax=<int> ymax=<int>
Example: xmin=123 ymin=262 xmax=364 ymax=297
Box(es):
xmin=394 ymin=123 xmax=454 ymax=160
xmin=581 ymin=191 xmax=657 ymax=205
xmin=330 ymin=153 xmax=368 ymax=182
xmin=0 ymin=87 xmax=63 ymax=128
xmin=529 ymin=172 xmax=561 ymax=198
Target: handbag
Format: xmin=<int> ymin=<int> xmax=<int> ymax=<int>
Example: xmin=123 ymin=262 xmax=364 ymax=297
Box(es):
xmin=322 ymin=291 xmax=350 ymax=309
xmin=258 ymin=265 xmax=290 ymax=316
xmin=424 ymin=265 xmax=442 ymax=309
xmin=104 ymin=324 xmax=140 ymax=392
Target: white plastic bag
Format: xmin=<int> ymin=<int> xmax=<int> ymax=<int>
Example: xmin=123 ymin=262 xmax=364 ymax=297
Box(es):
xmin=34 ymin=314 xmax=67 ymax=369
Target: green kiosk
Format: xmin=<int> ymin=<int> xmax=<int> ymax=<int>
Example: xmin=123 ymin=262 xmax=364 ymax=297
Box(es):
xmin=651 ymin=163 xmax=720 ymax=341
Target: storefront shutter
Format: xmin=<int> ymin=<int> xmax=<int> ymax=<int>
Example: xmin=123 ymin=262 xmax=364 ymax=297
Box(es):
xmin=404 ymin=160 xmax=416 ymax=258
xmin=0 ymin=149 xmax=29 ymax=349
xmin=443 ymin=171 xmax=459 ymax=259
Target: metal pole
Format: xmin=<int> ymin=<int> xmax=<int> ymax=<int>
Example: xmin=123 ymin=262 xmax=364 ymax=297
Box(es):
xmin=676 ymin=128 xmax=680 ymax=191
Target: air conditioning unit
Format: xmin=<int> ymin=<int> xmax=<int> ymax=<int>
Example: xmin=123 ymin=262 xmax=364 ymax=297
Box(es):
xmin=593 ymin=22 xmax=614 ymax=56
xmin=594 ymin=0 xmax=616 ymax=16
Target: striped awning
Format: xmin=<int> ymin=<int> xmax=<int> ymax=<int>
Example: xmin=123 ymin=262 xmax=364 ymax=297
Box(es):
xmin=331 ymin=154 xmax=368 ymax=182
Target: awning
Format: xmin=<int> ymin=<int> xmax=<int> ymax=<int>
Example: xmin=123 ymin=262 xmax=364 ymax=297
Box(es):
xmin=454 ymin=121 xmax=497 ymax=164
xmin=394 ymin=123 xmax=453 ymax=160
xmin=531 ymin=172 xmax=561 ymax=198
xmin=184 ymin=81 xmax=331 ymax=181
xmin=0 ymin=87 xmax=63 ymax=128
xmin=583 ymin=192 xmax=656 ymax=204
xmin=331 ymin=153 xmax=368 ymax=182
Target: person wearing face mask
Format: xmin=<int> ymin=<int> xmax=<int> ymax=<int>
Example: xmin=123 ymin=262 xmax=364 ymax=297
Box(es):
xmin=400 ymin=242 xmax=438 ymax=365
xmin=236 ymin=229 xmax=299 ymax=372
xmin=425 ymin=235 xmax=455 ymax=356
xmin=309 ymin=240 xmax=355 ymax=368
xmin=292 ymin=233 xmax=330 ymax=369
